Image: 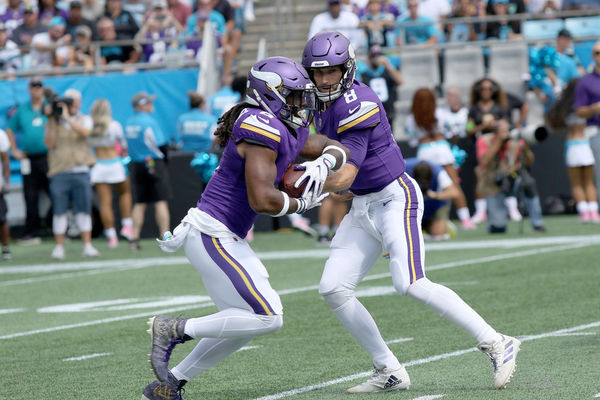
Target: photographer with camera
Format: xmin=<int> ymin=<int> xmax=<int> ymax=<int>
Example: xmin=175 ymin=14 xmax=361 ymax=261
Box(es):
xmin=44 ymin=89 xmax=98 ymax=260
xmin=475 ymin=119 xmax=546 ymax=233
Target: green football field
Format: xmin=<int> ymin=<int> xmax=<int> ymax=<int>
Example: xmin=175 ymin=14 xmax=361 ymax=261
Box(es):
xmin=1 ymin=215 xmax=599 ymax=400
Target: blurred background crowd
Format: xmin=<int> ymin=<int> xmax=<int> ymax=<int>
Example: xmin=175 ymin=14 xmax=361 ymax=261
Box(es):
xmin=0 ymin=0 xmax=599 ymax=260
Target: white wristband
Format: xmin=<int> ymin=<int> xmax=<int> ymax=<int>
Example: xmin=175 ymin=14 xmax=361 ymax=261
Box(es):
xmin=323 ymin=145 xmax=346 ymax=171
xmin=295 ymin=198 xmax=306 ymax=214
xmin=273 ymin=191 xmax=290 ymax=217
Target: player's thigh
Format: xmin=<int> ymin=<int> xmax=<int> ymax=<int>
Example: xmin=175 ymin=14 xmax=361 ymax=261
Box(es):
xmin=184 ymin=228 xmax=282 ymax=316
xmin=320 ymin=213 xmax=382 ymax=294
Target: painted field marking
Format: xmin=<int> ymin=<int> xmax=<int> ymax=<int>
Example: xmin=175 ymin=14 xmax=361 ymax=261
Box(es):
xmin=62 ymin=352 xmax=112 ymax=361
xmin=252 ymin=320 xmax=600 ymax=400
xmin=237 ymin=345 xmax=262 ymax=352
xmin=386 ymin=338 xmax=414 ymax=345
xmin=412 ymin=395 xmax=446 ymax=400
xmin=592 ymin=392 xmax=600 ymax=398
xmin=0 ymin=240 xmax=596 ymax=340
xmin=0 ymin=308 xmax=24 ymax=314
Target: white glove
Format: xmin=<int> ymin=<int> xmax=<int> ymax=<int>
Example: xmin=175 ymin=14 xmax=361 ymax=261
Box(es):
xmin=294 ymin=154 xmax=336 ymax=201
xmin=295 ymin=191 xmax=329 ymax=214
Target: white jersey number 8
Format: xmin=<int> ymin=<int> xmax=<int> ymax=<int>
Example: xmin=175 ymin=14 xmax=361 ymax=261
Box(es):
xmin=344 ymin=89 xmax=357 ymax=104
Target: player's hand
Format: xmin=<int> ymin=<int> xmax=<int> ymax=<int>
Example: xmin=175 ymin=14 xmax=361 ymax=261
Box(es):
xmin=294 ymin=155 xmax=334 ymax=201
xmin=296 ymin=192 xmax=329 ymax=214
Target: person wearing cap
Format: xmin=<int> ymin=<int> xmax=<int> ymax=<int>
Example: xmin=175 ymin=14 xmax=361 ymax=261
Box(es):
xmin=44 ymin=88 xmax=98 ymax=259
xmin=175 ymin=91 xmax=218 ymax=153
xmin=0 ymin=0 xmax=24 ymax=36
xmin=308 ymin=0 xmax=361 ymax=50
xmin=124 ymin=92 xmax=171 ymax=250
xmin=11 ymin=4 xmax=45 ymax=47
xmin=30 ymin=16 xmax=71 ymax=68
xmin=556 ymin=29 xmax=585 ymax=77
xmin=65 ymin=0 xmax=95 ymax=39
xmin=67 ymin=24 xmax=95 ymax=68
xmin=6 ymin=77 xmax=50 ymax=243
xmin=104 ymin=0 xmax=139 ymax=38
xmin=485 ymin=0 xmax=523 ymax=40
xmin=0 ymin=22 xmax=21 ymax=74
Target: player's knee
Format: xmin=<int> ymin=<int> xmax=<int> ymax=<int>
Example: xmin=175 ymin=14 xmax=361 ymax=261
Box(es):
xmin=406 ymin=277 xmax=434 ymax=303
xmin=261 ymin=314 xmax=283 ymax=334
xmin=390 ymin=260 xmax=411 ymax=295
xmin=320 ymin=288 xmax=354 ymax=310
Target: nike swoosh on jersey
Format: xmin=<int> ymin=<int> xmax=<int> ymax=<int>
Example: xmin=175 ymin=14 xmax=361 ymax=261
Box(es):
xmin=338 ymin=101 xmax=379 ymax=133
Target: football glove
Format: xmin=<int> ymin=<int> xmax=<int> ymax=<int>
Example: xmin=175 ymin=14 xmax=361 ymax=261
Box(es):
xmin=296 ymin=191 xmax=329 ymax=214
xmin=293 ymin=154 xmax=336 ymax=201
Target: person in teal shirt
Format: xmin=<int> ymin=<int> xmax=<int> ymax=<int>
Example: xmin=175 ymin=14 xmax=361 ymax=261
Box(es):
xmin=124 ymin=91 xmax=171 ymax=251
xmin=5 ymin=77 xmax=50 ymax=242
xmin=207 ymin=74 xmax=242 ymax=119
xmin=175 ymin=91 xmax=218 ymax=152
xmin=397 ymin=0 xmax=438 ymax=45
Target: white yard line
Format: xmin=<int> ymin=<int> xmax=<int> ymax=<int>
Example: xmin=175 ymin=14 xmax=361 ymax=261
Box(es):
xmin=385 ymin=338 xmax=414 ymax=345
xmin=412 ymin=395 xmax=446 ymax=400
xmin=592 ymin=393 xmax=600 ymax=398
xmin=0 ymin=308 xmax=25 ymax=314
xmin=0 ymin=241 xmax=596 ymax=340
xmin=237 ymin=345 xmax=263 ymax=352
xmin=62 ymin=352 xmax=112 ymax=361
xmin=252 ymin=320 xmax=600 ymax=400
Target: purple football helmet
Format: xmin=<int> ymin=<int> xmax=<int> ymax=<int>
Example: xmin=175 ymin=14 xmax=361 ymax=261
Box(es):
xmin=302 ymin=31 xmax=356 ymax=102
xmin=246 ymin=57 xmax=316 ymax=129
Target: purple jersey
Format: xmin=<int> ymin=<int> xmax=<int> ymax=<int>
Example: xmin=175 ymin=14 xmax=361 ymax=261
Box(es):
xmin=198 ymin=107 xmax=309 ymax=238
xmin=314 ymin=80 xmax=405 ymax=195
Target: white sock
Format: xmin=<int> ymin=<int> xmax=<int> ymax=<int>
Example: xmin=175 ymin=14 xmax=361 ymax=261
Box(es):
xmin=324 ymin=292 xmax=401 ymax=370
xmin=457 ymin=207 xmax=471 ymax=221
xmin=505 ymin=196 xmax=518 ymax=212
xmin=52 ymin=214 xmax=68 ymax=235
xmin=576 ymin=201 xmax=589 ymax=214
xmin=589 ymin=201 xmax=598 ymax=212
xmin=407 ymin=278 xmax=502 ymax=344
xmin=316 ymin=224 xmax=329 ymax=236
xmin=104 ymin=227 xmax=117 ymax=239
xmin=474 ymin=198 xmax=487 ymax=215
xmin=121 ymin=218 xmax=133 ymax=227
xmin=183 ymin=308 xmax=282 ymax=339
xmin=172 ymin=337 xmax=252 ymax=381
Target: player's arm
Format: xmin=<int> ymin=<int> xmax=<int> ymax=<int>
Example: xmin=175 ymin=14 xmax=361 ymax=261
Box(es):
xmin=299 ymin=133 xmax=349 ymax=170
xmin=239 ymin=141 xmax=307 ymax=215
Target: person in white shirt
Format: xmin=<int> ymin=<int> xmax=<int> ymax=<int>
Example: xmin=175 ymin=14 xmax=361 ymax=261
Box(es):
xmin=0 ymin=128 xmax=12 ymax=260
xmin=30 ymin=16 xmax=71 ymax=69
xmin=308 ymin=0 xmax=364 ymax=50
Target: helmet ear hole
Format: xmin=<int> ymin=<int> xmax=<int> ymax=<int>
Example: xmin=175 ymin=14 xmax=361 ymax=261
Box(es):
xmin=264 ymin=93 xmax=275 ymax=102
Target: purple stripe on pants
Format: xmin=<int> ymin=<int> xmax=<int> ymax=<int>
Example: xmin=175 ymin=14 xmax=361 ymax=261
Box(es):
xmin=398 ymin=173 xmax=424 ymax=283
xmin=201 ymin=233 xmax=275 ymax=316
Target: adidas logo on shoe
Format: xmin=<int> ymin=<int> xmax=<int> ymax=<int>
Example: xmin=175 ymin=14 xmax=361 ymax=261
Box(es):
xmin=383 ymin=374 xmax=402 ymax=389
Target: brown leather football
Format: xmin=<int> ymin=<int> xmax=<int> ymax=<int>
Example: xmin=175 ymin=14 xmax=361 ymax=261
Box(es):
xmin=279 ymin=164 xmax=306 ymax=198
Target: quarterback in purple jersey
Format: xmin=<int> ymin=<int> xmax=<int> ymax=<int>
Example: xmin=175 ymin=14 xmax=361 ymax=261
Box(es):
xmin=140 ymin=57 xmax=349 ymax=400
xmin=303 ymin=31 xmax=521 ymax=393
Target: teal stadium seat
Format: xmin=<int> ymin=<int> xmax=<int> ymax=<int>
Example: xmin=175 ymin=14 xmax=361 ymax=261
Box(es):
xmin=523 ymin=19 xmax=565 ymax=39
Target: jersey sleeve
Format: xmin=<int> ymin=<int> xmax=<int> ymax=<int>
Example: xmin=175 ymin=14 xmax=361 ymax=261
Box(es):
xmin=336 ymin=100 xmax=381 ymax=134
xmin=339 ymin=127 xmax=370 ymax=169
xmin=235 ymin=111 xmax=282 ymax=153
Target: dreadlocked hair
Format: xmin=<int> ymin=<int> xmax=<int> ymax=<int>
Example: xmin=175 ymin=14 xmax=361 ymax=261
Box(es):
xmin=215 ymin=102 xmax=259 ymax=147
xmin=545 ymin=78 xmax=580 ymax=130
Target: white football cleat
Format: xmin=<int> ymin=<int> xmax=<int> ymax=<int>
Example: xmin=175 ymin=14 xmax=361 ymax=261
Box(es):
xmin=478 ymin=334 xmax=521 ymax=389
xmin=51 ymin=245 xmax=65 ymax=260
xmin=347 ymin=366 xmax=410 ymax=393
xmin=82 ymin=244 xmax=100 ymax=258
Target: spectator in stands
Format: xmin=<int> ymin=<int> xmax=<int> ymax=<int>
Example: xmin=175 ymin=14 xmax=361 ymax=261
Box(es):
xmin=88 ymin=98 xmax=134 ymax=247
xmin=104 ymin=0 xmax=139 ymax=38
xmin=5 ymin=77 xmax=49 ymax=243
xmin=67 ymin=25 xmax=95 ymax=69
xmin=485 ymin=0 xmax=523 ymax=40
xmin=437 ymin=87 xmax=469 ymax=142
xmin=44 ymin=88 xmax=99 ymax=259
xmin=356 ymin=44 xmax=402 ymax=126
xmin=562 ymin=0 xmax=599 ymax=10
xmin=445 ymin=0 xmax=484 ymax=42
xmin=30 ymin=16 xmax=71 ymax=69
xmin=406 ymin=158 xmax=461 ymax=240
xmin=135 ymin=0 xmax=183 ymax=63
xmin=175 ymin=91 xmax=218 ymax=152
xmin=0 ymin=128 xmax=11 ymax=260
xmin=475 ymin=118 xmax=546 ymax=233
xmin=555 ymin=29 xmax=585 ymax=77
xmin=1 ymin=0 xmax=24 ymax=36
xmin=547 ymin=78 xmax=599 ymax=223
xmin=405 ymin=88 xmax=475 ymax=229
xmin=124 ymin=92 xmax=171 ymax=250
xmin=82 ymin=0 xmax=105 ymax=22
xmin=397 ymin=0 xmax=438 ymax=45
xmin=97 ymin=17 xmax=141 ymax=64
xmin=418 ymin=0 xmax=451 ymax=34
xmin=0 ymin=22 xmax=20 ymax=74
xmin=359 ymin=0 xmax=396 ymax=48
xmin=65 ymin=0 xmax=95 ymax=38
xmin=527 ymin=0 xmax=560 ymax=13
xmin=37 ymin=0 xmax=70 ymax=26
xmin=12 ymin=4 xmax=45 ymax=48
xmin=167 ymin=0 xmax=192 ymax=26
xmin=184 ymin=8 xmax=223 ymax=62
xmin=207 ymin=73 xmax=241 ymax=119
xmin=212 ymin=0 xmax=238 ymax=83
xmin=308 ymin=0 xmax=362 ymax=50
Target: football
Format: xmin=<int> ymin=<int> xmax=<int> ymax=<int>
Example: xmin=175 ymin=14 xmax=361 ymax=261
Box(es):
xmin=279 ymin=164 xmax=306 ymax=198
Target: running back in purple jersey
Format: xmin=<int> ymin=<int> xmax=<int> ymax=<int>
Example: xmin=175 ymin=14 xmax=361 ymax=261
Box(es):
xmin=314 ymin=80 xmax=405 ymax=195
xmin=198 ymin=107 xmax=310 ymax=238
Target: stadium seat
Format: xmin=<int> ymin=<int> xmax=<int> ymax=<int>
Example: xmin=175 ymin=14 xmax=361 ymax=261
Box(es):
xmin=397 ymin=48 xmax=440 ymax=102
xmin=443 ymin=46 xmax=485 ymax=96
xmin=564 ymin=16 xmax=600 ymax=38
xmin=522 ymin=19 xmax=564 ymax=40
xmin=488 ymin=42 xmax=529 ymax=98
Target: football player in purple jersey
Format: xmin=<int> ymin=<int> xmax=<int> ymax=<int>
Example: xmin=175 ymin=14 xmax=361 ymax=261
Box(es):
xmin=140 ymin=57 xmax=349 ymax=400
xmin=303 ymin=31 xmax=520 ymax=393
